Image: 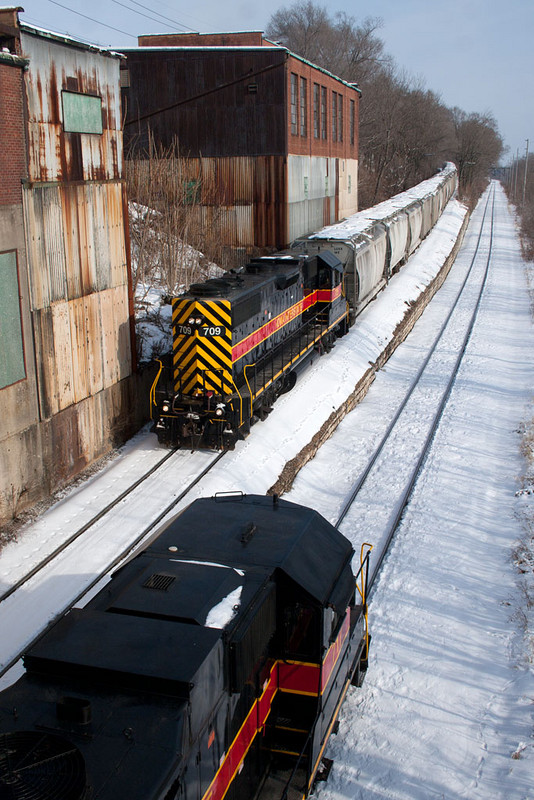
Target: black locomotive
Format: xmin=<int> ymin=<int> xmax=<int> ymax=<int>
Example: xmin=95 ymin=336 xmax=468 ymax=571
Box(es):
xmin=150 ymin=251 xmax=348 ymax=449
xmin=0 ymin=493 xmax=371 ymax=800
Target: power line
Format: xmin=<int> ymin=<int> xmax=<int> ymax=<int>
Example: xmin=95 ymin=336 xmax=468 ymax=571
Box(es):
xmin=46 ymin=0 xmax=138 ymax=39
xmin=114 ymin=0 xmax=197 ymax=33
xmin=110 ymin=0 xmax=176 ymax=31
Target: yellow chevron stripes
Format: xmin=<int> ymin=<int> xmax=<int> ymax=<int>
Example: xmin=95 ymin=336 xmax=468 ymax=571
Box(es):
xmin=172 ymin=298 xmax=233 ymax=396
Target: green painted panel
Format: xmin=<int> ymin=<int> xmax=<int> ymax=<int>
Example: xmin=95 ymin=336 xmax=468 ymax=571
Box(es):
xmin=62 ymin=91 xmax=103 ymax=135
xmin=0 ymin=251 xmax=25 ymax=389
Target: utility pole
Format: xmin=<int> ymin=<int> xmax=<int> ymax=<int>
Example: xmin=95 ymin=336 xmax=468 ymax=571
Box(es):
xmin=513 ymin=147 xmax=519 ymax=203
xmin=522 ymin=139 xmax=529 ymax=206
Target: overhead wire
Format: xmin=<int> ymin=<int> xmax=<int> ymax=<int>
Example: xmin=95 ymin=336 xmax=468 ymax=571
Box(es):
xmin=113 ymin=0 xmax=198 ymax=33
xmin=45 ymin=0 xmax=138 ymax=38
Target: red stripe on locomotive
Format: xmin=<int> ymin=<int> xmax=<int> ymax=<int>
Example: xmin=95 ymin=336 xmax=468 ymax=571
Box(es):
xmin=231 ymin=285 xmax=342 ymax=363
xmin=201 ymin=608 xmax=351 ymax=800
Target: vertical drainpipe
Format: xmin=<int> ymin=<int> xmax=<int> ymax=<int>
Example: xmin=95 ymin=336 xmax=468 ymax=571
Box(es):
xmin=283 ymin=50 xmax=289 ymax=249
xmin=121 ymin=178 xmax=137 ymax=374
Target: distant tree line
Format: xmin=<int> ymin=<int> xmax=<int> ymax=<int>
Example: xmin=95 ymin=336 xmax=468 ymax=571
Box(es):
xmin=267 ymin=1 xmax=504 ymax=208
xmin=503 ymin=152 xmax=534 ymax=260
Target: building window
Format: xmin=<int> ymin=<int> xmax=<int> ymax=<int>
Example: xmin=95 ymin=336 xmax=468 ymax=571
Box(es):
xmin=299 ymin=76 xmax=307 ymax=137
xmin=332 ymin=92 xmax=337 ymax=142
xmin=313 ymin=83 xmax=320 ymax=138
xmin=0 ymin=251 xmax=25 ymax=389
xmin=290 ymin=73 xmax=298 ymax=136
xmin=62 ymin=91 xmax=103 ymax=134
xmin=350 ymin=99 xmax=355 ymax=146
xmin=338 ymin=95 xmax=343 ymax=142
xmin=321 ymin=86 xmax=327 ymax=140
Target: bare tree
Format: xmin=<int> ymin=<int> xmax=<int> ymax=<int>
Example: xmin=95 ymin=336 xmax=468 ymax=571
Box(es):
xmin=451 ymin=109 xmax=503 ymax=203
xmin=267 ymin=1 xmax=504 ymax=207
xmin=125 ymin=135 xmax=224 ymax=297
xmin=266 ymin=1 xmax=388 ymax=83
xmin=504 ymin=152 xmax=534 ymax=260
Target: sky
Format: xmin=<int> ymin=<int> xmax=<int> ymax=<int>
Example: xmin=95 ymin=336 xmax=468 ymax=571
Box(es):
xmin=15 ymin=0 xmax=534 ymax=162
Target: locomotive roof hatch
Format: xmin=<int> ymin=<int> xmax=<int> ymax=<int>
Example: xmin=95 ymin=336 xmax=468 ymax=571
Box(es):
xmin=147 ymin=494 xmax=355 ymax=615
xmin=23 ymin=608 xmax=224 ymax=699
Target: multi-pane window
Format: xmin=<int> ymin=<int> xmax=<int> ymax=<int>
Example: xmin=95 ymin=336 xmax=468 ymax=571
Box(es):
xmin=321 ymin=86 xmax=327 ymax=139
xmin=290 ymin=73 xmax=298 ymax=135
xmin=338 ymin=95 xmax=343 ymax=142
xmin=313 ymin=83 xmax=320 ymax=138
xmin=332 ymin=92 xmax=337 ymax=141
xmin=350 ymin=99 xmax=355 ymax=146
xmin=299 ymin=76 xmax=307 ymax=137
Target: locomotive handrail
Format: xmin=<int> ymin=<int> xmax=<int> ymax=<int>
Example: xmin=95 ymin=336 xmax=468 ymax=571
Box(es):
xmin=149 ymin=358 xmax=164 ymax=418
xmin=356 ymin=543 xmax=373 ymax=661
xmin=243 ymin=363 xmax=255 ymax=419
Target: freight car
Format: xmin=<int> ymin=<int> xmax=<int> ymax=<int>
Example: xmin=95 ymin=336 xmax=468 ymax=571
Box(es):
xmin=0 ymin=493 xmax=372 ymax=800
xmin=292 ymin=162 xmax=457 ymax=322
xmin=150 ymin=164 xmax=457 ymax=448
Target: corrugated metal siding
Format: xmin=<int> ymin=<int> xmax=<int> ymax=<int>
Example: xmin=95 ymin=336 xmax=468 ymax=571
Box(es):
xmin=253 ymin=156 xmax=286 ymax=248
xmin=337 ymin=158 xmax=358 ymax=219
xmin=32 ymin=284 xmax=131 ymax=418
xmin=24 ymin=182 xmax=127 ymax=309
xmin=21 ymin=31 xmax=122 ymax=183
xmin=287 ymin=155 xmax=339 ymax=241
xmin=130 ymin=154 xmax=286 ymax=256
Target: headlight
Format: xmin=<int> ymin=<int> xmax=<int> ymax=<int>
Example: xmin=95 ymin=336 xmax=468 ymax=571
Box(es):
xmin=215 ymin=407 xmax=224 ymax=417
xmin=188 ymin=316 xmax=195 ymax=325
xmin=195 ymin=317 xmax=202 ymax=325
xmin=162 ymin=401 xmax=170 ymax=413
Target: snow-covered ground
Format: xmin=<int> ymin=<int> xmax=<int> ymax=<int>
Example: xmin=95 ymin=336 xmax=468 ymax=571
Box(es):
xmin=290 ymin=183 xmax=534 ymax=799
xmin=1 ymin=183 xmax=532 ymax=798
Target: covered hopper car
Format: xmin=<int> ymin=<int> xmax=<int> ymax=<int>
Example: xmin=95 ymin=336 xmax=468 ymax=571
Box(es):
xmin=150 ymin=164 xmax=457 ymax=448
xmin=0 ymin=493 xmax=372 ymax=800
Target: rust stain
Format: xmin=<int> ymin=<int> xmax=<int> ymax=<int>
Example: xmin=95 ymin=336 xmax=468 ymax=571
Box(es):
xmin=47 ymin=61 xmax=60 ymax=124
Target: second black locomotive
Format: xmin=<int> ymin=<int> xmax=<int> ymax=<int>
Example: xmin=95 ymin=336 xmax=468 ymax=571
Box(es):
xmin=0 ymin=493 xmax=372 ymax=800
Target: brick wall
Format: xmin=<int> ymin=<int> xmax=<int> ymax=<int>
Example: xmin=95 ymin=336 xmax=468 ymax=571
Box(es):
xmin=286 ymin=54 xmax=359 ymax=160
xmin=138 ymin=31 xmax=265 ymax=47
xmin=0 ymin=59 xmax=26 ymax=206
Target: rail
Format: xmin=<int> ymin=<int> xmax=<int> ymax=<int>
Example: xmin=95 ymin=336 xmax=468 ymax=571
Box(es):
xmin=0 ymin=449 xmax=227 ymax=680
xmin=275 ymin=182 xmax=497 ymax=798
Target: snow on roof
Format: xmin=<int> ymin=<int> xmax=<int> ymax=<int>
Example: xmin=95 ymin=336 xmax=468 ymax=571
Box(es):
xmin=19 ymin=20 xmax=124 ymax=58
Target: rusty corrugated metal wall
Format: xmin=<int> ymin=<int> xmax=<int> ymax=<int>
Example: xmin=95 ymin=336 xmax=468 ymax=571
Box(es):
xmin=20 ymin=27 xmax=134 ymax=432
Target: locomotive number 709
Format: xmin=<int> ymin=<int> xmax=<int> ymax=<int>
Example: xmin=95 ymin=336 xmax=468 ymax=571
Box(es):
xmin=176 ymin=325 xmax=224 ymax=337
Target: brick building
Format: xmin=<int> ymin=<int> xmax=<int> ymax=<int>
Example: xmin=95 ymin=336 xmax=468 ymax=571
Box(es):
xmin=121 ymin=32 xmax=360 ymax=262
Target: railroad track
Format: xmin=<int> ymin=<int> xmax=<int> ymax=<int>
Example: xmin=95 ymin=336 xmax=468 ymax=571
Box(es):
xmin=332 ymin=183 xmax=496 ymax=592
xmin=0 ymin=447 xmax=227 ymax=681
xmin=0 ymin=187 xmax=492 ymax=686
